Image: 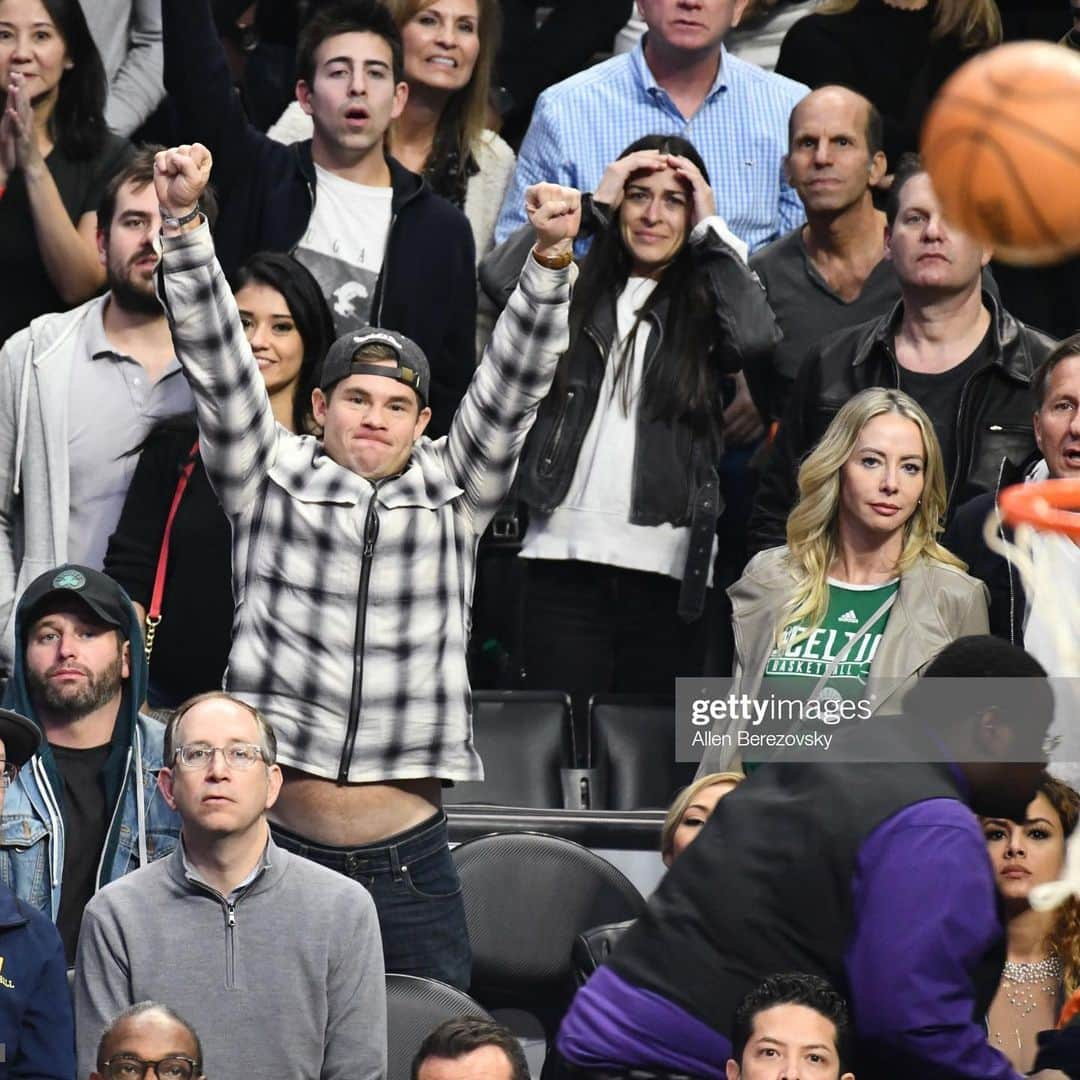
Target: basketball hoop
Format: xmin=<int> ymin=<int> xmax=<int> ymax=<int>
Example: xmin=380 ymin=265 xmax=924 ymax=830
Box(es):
xmin=998 ymin=478 xmax=1080 ymax=540
xmin=989 ymin=479 xmax=1080 ymax=911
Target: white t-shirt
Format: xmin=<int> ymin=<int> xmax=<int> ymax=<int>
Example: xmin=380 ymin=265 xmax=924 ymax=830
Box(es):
xmin=521 ymin=276 xmax=716 ymax=583
xmin=294 ymin=164 xmax=393 ymax=333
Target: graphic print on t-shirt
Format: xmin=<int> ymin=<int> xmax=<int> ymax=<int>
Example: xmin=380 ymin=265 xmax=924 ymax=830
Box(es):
xmin=293 ymin=165 xmax=393 ymax=335
xmin=760 ymin=578 xmax=899 ymax=703
xmin=293 ymin=248 xmax=381 ymax=330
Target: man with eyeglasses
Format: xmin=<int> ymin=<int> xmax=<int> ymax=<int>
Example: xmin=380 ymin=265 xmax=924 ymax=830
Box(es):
xmin=92 ymin=1001 xmax=204 ymax=1080
xmin=0 ymin=707 xmax=74 ymax=1079
xmin=0 ymin=564 xmax=179 ymax=964
xmin=74 ymin=690 xmax=386 ymax=1080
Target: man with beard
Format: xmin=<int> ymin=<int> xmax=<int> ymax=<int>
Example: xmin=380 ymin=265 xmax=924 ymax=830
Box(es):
xmin=0 ymin=564 xmax=179 ymax=962
xmin=0 ymin=147 xmax=192 ymax=678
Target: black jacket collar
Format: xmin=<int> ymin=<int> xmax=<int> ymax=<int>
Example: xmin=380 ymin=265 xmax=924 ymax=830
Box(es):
xmin=855 ymin=289 xmax=1034 ymax=383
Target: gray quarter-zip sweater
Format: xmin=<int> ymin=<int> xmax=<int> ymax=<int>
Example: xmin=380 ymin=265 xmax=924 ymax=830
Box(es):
xmin=73 ymin=835 xmax=386 ymax=1079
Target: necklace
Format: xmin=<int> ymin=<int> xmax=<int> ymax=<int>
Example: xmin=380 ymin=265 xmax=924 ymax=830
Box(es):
xmin=991 ymin=954 xmax=1062 ymax=1055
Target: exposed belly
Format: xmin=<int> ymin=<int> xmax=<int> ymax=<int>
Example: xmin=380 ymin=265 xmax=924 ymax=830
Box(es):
xmin=269 ymin=767 xmax=442 ymax=846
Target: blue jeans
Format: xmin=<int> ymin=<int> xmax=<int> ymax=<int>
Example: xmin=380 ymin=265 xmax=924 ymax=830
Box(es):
xmin=270 ymin=812 xmax=472 ymax=990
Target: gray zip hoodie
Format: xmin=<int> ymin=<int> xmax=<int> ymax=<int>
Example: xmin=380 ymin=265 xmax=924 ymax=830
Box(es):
xmin=73 ymin=836 xmax=386 ymax=1079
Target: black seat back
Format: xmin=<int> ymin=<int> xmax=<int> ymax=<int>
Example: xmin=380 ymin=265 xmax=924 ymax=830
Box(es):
xmin=444 ymin=691 xmax=572 ymax=808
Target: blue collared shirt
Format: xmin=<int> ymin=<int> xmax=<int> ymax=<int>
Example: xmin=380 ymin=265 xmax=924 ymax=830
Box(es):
xmin=494 ymin=39 xmax=809 ymax=251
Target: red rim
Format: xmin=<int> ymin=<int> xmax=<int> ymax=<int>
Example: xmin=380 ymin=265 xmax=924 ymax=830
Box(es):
xmin=998 ymin=479 xmax=1080 ymax=540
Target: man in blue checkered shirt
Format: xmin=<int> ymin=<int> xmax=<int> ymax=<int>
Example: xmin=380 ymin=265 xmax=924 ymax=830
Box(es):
xmin=151 ymin=143 xmax=582 ymax=991
xmin=495 ymin=0 xmax=809 ymax=446
xmin=495 ymin=0 xmax=810 ymax=254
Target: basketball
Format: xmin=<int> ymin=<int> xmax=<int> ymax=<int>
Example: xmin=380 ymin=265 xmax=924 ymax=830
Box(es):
xmin=920 ymin=41 xmax=1080 ymax=266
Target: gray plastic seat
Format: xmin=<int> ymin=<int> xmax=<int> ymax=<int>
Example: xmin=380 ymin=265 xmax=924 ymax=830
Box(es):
xmin=386 ymin=974 xmax=493 ymax=1080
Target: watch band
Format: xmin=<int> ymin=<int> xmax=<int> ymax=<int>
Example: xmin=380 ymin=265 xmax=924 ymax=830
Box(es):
xmin=160 ymin=204 xmax=202 ymax=230
xmin=532 ymin=246 xmax=573 ymax=270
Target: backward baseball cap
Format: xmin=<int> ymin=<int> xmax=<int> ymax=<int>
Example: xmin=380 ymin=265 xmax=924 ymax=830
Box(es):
xmin=319 ymin=326 xmax=430 ymax=406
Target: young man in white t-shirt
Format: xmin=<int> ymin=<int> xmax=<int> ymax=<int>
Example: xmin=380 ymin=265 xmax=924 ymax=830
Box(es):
xmin=162 ymin=0 xmax=477 ymax=435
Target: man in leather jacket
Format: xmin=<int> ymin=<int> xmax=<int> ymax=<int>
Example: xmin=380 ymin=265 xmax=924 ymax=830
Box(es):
xmin=749 ymin=154 xmax=1057 ymax=556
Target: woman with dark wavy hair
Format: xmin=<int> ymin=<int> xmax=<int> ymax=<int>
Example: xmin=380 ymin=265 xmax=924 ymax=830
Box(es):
xmin=105 ymin=252 xmax=334 ymax=708
xmin=511 ymin=133 xmax=778 ymax=713
xmin=0 ymin=0 xmax=131 ymax=342
xmin=984 ymin=774 xmax=1080 ymax=1074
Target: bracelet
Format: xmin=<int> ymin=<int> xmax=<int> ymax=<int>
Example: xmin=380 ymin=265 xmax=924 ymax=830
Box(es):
xmin=532 ymin=245 xmax=573 ymax=270
xmin=160 ymin=204 xmax=201 ymax=230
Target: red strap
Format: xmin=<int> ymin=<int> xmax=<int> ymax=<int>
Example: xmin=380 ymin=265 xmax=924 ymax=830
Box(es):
xmin=148 ymin=439 xmax=200 ymax=621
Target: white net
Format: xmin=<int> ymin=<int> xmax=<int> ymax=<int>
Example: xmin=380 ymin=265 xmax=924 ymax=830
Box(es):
xmin=985 ymin=480 xmax=1080 ymax=911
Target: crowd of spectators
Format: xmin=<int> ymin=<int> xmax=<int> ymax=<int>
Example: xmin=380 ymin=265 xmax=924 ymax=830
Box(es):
xmin=0 ymin=0 xmax=1078 ymax=1076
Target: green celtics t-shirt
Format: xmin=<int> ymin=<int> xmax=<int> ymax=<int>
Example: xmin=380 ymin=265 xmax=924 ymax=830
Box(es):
xmin=760 ymin=578 xmax=899 ymax=704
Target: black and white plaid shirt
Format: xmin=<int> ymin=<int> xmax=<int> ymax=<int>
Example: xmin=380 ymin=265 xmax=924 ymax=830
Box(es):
xmin=160 ymin=223 xmax=572 ymax=782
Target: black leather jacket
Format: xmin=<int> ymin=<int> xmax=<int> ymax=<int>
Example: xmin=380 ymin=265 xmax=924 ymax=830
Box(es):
xmin=749 ymin=292 xmax=1056 ymax=554
xmin=489 ymin=205 xmax=780 ymax=620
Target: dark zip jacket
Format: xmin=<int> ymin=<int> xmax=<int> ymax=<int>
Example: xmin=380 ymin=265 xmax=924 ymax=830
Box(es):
xmin=0 ymin=884 xmax=74 ymax=1078
xmin=749 ymin=292 xmax=1056 ymax=554
xmin=162 ymin=0 xmax=477 ymax=435
xmin=941 ymin=452 xmax=1043 ymax=645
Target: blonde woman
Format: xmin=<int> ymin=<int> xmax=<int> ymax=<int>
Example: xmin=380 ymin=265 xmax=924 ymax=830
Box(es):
xmin=709 ymin=388 xmax=988 ymax=766
xmin=661 ymin=771 xmax=745 ymax=866
xmin=776 ymin=0 xmax=1001 ymax=166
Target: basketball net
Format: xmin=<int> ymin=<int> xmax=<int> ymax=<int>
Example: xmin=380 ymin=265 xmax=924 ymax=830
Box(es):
xmin=984 ymin=478 xmax=1080 ymax=910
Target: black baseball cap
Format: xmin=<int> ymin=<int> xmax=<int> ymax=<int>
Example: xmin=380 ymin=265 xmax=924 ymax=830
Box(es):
xmin=319 ymin=326 xmax=430 ymax=406
xmin=18 ymin=565 xmax=131 ymax=635
xmin=0 ymin=709 xmax=40 ymax=768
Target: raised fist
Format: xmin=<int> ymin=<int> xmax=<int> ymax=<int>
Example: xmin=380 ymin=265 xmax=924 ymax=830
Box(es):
xmin=525 ymin=183 xmax=582 ymax=258
xmin=153 ymin=144 xmax=213 ymax=218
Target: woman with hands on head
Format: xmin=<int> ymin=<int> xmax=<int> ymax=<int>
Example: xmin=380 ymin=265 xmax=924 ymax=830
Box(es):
xmin=512 ymin=135 xmax=780 ymax=715
xmin=0 ymin=0 xmax=131 ymax=344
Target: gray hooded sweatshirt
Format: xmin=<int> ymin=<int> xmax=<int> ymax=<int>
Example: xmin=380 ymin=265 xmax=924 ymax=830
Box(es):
xmin=74 ymin=835 xmax=386 ymax=1079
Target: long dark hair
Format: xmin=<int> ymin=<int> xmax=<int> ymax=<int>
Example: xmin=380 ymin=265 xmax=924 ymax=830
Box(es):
xmin=233 ymin=252 xmax=334 ymax=435
xmin=567 ymin=134 xmax=724 ymax=436
xmin=2 ymin=0 xmax=110 ymax=160
xmin=384 ymin=0 xmax=502 ymax=207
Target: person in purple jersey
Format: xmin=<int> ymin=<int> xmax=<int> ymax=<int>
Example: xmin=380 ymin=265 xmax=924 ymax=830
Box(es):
xmin=555 ymin=635 xmax=1070 ymax=1080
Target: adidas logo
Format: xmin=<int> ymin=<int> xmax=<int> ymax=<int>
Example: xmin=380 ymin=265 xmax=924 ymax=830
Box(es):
xmin=838 ymin=610 xmax=860 ymax=625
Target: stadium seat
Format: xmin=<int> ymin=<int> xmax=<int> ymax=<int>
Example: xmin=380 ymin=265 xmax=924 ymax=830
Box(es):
xmin=588 ymin=694 xmax=698 ymax=810
xmin=443 ymin=691 xmax=573 ymax=808
xmin=386 ymin=973 xmax=493 ymax=1080
xmin=452 ymin=831 xmax=646 ymax=1053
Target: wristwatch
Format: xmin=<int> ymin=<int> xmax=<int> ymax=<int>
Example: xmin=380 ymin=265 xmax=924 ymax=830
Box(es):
xmin=532 ymin=246 xmax=573 ymax=270
xmin=160 ymin=205 xmax=202 ymax=230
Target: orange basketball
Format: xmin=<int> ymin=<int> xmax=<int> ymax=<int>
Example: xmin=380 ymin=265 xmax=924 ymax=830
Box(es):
xmin=920 ymin=41 xmax=1080 ymax=266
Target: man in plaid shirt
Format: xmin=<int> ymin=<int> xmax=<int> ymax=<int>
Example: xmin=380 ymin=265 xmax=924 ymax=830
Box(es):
xmin=152 ymin=143 xmax=581 ymax=988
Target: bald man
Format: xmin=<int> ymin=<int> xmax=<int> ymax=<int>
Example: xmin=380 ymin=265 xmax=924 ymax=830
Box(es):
xmin=92 ymin=1002 xmax=205 ymax=1080
xmin=748 ymin=85 xmax=900 ymax=424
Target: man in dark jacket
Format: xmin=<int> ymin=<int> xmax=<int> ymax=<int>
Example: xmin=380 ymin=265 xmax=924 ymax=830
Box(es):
xmin=943 ymin=334 xmax=1080 ymax=649
xmin=556 ymin=635 xmax=1057 ymax=1080
xmin=749 ymin=154 xmax=1057 ymax=554
xmin=162 ymin=0 xmax=476 ymax=435
xmin=0 ymin=707 xmax=75 ymax=1080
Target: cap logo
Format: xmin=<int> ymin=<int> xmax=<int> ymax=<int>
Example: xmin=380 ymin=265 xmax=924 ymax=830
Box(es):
xmin=52 ymin=569 xmax=86 ymax=591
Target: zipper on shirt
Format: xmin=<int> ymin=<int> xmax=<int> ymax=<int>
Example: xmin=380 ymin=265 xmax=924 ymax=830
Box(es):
xmin=538 ymin=389 xmax=575 ymax=478
xmin=372 ymin=212 xmax=398 ymax=329
xmin=225 ymin=900 xmax=237 ymax=989
xmin=339 ymin=496 xmax=381 ymax=782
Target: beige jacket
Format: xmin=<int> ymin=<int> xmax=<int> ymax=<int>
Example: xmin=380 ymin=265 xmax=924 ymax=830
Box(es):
xmin=699 ymin=545 xmax=990 ymax=772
